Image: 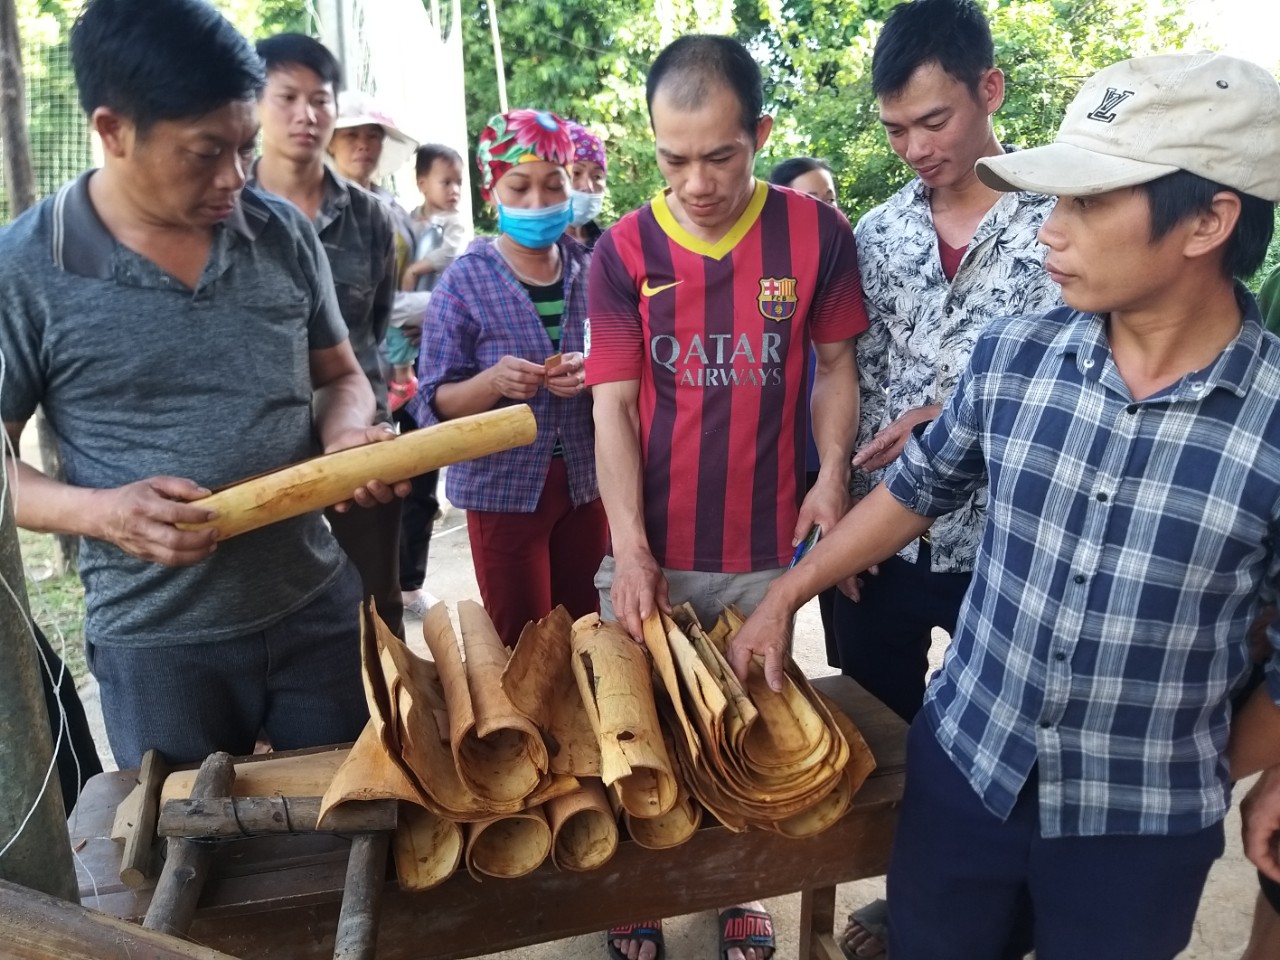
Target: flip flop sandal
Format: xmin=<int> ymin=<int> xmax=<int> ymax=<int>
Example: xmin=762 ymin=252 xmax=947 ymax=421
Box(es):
xmin=836 ymin=898 xmax=888 ymax=959
xmin=718 ymin=906 xmax=775 ymax=959
xmin=606 ymin=919 xmax=664 ymax=960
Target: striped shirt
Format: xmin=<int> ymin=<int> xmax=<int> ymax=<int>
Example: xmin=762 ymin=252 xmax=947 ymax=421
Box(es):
xmin=585 ymin=182 xmax=867 ymax=572
xmin=886 ymin=288 xmax=1280 ymax=838
xmin=525 ymin=278 xmax=565 ymax=349
xmin=409 ymin=236 xmax=597 ymax=513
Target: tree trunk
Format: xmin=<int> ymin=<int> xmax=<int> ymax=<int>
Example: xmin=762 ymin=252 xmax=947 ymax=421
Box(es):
xmin=0 ymin=0 xmax=77 ymax=573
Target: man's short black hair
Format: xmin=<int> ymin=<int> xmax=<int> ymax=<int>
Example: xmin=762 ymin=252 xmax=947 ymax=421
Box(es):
xmin=255 ymin=33 xmax=342 ymax=90
xmin=646 ymin=34 xmax=763 ymax=138
xmin=416 ymin=144 xmax=463 ymax=178
xmin=70 ymin=0 xmax=264 ymax=133
xmin=769 ymin=157 xmax=831 ymax=188
xmin=1141 ymin=171 xmax=1274 ymax=280
xmin=872 ymin=0 xmax=995 ymax=99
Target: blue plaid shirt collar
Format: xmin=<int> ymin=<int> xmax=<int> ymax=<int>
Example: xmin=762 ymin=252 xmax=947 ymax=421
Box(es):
xmin=1056 ymin=284 xmax=1263 ymax=400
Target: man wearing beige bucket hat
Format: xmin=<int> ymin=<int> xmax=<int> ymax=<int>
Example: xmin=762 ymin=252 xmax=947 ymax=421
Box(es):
xmin=729 ymin=52 xmax=1280 ymax=958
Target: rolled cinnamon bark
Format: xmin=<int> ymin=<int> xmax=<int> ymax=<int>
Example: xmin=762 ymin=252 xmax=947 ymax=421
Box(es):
xmin=180 ymin=405 xmax=536 ymax=540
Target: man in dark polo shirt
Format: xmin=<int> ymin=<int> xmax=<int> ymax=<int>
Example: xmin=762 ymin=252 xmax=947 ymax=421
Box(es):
xmin=0 ymin=0 xmax=403 ymax=768
xmin=248 ymin=34 xmax=406 ymax=638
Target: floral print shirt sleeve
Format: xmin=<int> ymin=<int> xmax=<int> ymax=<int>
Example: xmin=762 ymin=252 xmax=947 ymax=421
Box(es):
xmin=852 ymin=175 xmax=1062 ymax=572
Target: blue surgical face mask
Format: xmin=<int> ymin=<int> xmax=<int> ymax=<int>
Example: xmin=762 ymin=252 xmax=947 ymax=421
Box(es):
xmin=569 ymin=189 xmax=604 ymax=227
xmin=497 ymin=199 xmax=573 ymax=249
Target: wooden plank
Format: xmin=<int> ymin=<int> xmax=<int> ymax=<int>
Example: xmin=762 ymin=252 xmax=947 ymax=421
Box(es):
xmin=332 ymin=834 xmax=390 ymax=960
xmin=143 ymin=752 xmax=236 ymax=937
xmin=187 ymin=793 xmax=898 ymax=960
xmin=120 ymin=749 xmax=168 ymax=888
xmin=158 ymin=797 xmax=398 ymax=838
xmin=0 ymin=877 xmax=235 ymax=960
xmin=799 ymin=885 xmax=840 ymax=960
xmin=161 ymin=748 xmax=352 ymax=804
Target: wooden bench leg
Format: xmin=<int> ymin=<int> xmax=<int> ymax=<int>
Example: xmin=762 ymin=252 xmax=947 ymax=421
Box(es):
xmin=798 ymin=884 xmax=842 ymax=960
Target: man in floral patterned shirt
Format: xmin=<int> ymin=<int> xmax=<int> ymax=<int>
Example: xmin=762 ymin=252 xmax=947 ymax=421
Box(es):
xmin=834 ymin=2 xmax=1060 ymax=953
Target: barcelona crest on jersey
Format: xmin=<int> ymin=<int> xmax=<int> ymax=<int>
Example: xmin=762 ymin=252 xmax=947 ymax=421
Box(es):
xmin=757 ymin=277 xmax=798 ymax=321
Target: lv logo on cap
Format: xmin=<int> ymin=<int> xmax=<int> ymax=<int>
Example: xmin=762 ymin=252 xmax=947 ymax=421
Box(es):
xmin=1086 ymin=87 xmax=1136 ymax=123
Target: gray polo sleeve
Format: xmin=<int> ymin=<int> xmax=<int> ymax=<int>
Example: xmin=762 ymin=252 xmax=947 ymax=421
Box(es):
xmin=0 ymin=254 xmax=47 ymax=425
xmin=299 ymin=223 xmax=348 ymax=351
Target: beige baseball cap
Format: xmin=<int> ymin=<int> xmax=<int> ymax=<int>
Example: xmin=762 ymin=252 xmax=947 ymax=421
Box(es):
xmin=333 ymin=90 xmax=419 ymax=179
xmin=976 ymin=53 xmax=1280 ymax=202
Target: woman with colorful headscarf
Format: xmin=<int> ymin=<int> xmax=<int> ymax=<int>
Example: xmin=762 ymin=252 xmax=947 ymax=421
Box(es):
xmin=408 ymin=109 xmax=606 ymax=647
xmin=565 ymin=120 xmax=608 ymax=249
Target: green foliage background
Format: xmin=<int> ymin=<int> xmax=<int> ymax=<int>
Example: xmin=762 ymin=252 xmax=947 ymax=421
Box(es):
xmin=10 ymin=0 xmax=1280 ymax=284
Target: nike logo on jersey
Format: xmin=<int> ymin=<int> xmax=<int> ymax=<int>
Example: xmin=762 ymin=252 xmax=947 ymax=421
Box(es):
xmin=641 ymin=278 xmax=683 ymax=297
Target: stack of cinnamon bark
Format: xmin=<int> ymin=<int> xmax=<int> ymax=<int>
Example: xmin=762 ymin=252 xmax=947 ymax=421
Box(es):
xmin=317 ymin=599 xmax=876 ymax=891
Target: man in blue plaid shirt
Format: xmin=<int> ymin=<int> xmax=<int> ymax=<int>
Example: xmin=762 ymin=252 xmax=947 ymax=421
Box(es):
xmin=729 ymin=53 xmax=1280 ymax=959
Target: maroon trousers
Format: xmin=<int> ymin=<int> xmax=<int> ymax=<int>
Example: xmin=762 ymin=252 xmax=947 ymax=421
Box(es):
xmin=466 ymin=458 xmax=608 ymax=647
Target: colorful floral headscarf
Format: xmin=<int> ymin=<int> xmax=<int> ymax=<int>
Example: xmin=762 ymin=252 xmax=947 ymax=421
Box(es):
xmin=566 ymin=121 xmax=607 ymax=176
xmin=476 ymin=109 xmax=575 ymax=201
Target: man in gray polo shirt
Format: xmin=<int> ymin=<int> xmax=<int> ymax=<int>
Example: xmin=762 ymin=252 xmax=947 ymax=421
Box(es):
xmin=0 ymin=0 xmax=402 ymax=768
xmin=249 ymin=34 xmax=406 ymax=638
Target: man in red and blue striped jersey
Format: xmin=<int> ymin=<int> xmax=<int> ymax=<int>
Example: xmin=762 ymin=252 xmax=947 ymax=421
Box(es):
xmin=584 ymin=33 xmax=867 ymax=960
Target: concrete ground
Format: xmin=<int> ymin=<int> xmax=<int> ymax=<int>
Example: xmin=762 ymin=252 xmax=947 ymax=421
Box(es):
xmin=34 ymin=468 xmax=1263 ymax=959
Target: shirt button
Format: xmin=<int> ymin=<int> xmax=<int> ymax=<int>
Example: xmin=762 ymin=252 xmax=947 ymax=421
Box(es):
xmin=1054 ymin=652 xmax=1066 ymax=661
xmin=1126 ymin=404 xmax=1138 ymax=414
xmin=1096 ymin=492 xmax=1108 ymax=502
xmin=1190 ymin=381 xmax=1205 ymax=393
xmin=1074 ymin=574 xmax=1086 ymax=584
xmin=1082 ymin=358 xmax=1095 ymax=369
xmin=1040 ymin=721 xmax=1053 ymax=729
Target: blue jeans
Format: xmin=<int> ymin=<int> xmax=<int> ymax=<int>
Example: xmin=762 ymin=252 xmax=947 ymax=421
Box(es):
xmin=88 ymin=560 xmax=367 ymax=768
xmin=887 ymin=716 xmax=1224 ymax=960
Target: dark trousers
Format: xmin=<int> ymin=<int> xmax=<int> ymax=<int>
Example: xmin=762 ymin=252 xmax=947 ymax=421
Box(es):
xmin=327 ymin=497 xmax=404 ymax=640
xmin=88 ymin=561 xmax=368 ymax=769
xmin=466 ymin=458 xmax=608 ymax=647
xmin=36 ymin=624 xmax=103 ymax=808
xmin=887 ymin=717 xmax=1223 ymax=960
xmin=833 ymin=540 xmax=970 ymax=722
xmin=394 ymin=407 xmax=438 ymax=593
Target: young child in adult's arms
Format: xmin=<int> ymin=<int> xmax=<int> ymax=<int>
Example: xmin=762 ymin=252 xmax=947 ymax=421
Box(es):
xmin=387 ymin=144 xmax=468 ymax=410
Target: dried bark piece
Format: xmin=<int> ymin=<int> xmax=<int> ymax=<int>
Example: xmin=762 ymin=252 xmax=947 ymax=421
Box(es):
xmin=545 ymin=779 xmax=618 ymax=872
xmin=424 ymin=602 xmax=548 ymax=805
xmin=570 ymin=614 xmax=677 ymax=820
xmin=464 ymin=808 xmax=552 ymax=880
xmin=394 ymin=802 xmax=463 ymax=892
xmin=502 ymin=606 xmax=602 ymax=776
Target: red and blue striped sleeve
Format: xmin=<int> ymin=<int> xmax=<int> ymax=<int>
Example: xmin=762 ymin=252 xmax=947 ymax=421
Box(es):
xmin=584 ymin=226 xmax=644 ymax=385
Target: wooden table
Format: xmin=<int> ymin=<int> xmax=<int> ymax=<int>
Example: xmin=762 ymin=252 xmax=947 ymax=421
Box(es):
xmin=69 ymin=675 xmax=906 ymax=960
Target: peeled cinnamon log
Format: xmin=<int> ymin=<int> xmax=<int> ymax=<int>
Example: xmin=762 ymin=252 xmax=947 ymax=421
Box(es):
xmin=180 ymin=405 xmax=537 ymax=540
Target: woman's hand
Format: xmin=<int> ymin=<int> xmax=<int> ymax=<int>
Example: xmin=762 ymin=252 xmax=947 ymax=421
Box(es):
xmin=488 ymin=356 xmax=546 ymax=401
xmin=545 ymin=352 xmax=586 ymax=398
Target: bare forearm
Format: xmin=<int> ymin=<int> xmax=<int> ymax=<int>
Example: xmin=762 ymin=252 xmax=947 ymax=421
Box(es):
xmin=768 ymin=484 xmax=933 ymax=613
xmin=433 ymin=370 xmax=501 ymax=421
xmin=314 ymin=373 xmax=375 ymax=450
xmin=811 ymin=344 xmax=859 ymax=489
xmin=5 ymin=456 xmax=103 ymax=539
xmin=593 ymin=398 xmax=650 ymax=558
xmin=1230 ymin=684 xmax=1280 ymax=779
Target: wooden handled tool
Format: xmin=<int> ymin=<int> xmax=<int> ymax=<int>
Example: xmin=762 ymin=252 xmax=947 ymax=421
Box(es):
xmin=180 ymin=405 xmax=537 ymax=540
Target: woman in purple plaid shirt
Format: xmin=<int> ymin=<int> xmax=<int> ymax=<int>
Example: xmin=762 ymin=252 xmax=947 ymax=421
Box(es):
xmin=409 ymin=109 xmax=607 ymax=646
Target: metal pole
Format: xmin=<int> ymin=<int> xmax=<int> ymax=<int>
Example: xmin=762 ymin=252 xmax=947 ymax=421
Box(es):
xmin=486 ymin=0 xmax=508 ymax=113
xmin=0 ymin=492 xmax=78 ymax=902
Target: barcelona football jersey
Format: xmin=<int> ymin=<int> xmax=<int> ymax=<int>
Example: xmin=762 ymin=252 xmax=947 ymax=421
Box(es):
xmin=585 ymin=181 xmax=867 ymax=572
